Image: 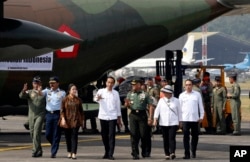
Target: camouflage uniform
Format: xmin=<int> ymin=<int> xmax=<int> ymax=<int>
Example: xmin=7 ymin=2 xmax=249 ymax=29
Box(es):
xmin=148 ymin=85 xmax=160 ymax=102
xmin=211 ymin=85 xmax=227 ymax=134
xmin=127 ymin=90 xmax=152 ymax=158
xmin=146 ymin=85 xmax=160 ymax=155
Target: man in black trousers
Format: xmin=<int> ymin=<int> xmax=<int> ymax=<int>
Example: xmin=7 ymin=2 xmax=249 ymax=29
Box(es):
xmin=179 ymin=79 xmax=204 ymax=159
xmin=94 ymin=76 xmax=122 ymax=160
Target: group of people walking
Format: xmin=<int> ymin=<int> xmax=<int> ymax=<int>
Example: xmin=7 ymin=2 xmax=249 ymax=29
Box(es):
xmin=19 ymin=72 xmax=241 ymax=160
xmin=121 ymin=77 xmax=204 ymax=160
xmin=20 ymin=76 xmax=84 ymax=159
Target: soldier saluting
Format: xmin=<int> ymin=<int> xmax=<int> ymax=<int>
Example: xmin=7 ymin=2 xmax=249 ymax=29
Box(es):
xmin=19 ymin=76 xmax=46 ymax=158
xmin=125 ymin=79 xmax=154 ymax=160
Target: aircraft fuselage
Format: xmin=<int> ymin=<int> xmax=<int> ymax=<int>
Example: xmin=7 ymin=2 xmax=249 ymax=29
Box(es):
xmin=0 ymin=0 xmax=240 ymax=115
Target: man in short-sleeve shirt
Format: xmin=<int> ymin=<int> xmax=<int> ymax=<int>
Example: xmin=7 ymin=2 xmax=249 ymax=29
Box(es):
xmin=42 ymin=76 xmax=66 ymax=158
xmin=125 ymin=79 xmax=154 ymax=160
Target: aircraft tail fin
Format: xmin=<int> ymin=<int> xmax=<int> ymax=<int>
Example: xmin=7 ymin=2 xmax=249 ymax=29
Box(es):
xmin=244 ymin=53 xmax=250 ymax=66
xmin=182 ymin=35 xmax=195 ymax=60
xmin=239 ymin=52 xmax=250 ymax=66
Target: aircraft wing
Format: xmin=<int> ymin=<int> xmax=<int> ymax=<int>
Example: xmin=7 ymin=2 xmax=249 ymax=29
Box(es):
xmin=194 ymin=58 xmax=215 ymax=64
xmin=223 ymin=0 xmax=250 ymax=16
xmin=224 ymin=63 xmax=234 ymax=66
xmin=235 ymin=65 xmax=250 ymax=71
xmin=0 ymin=18 xmax=82 ymax=61
xmin=223 ymin=64 xmax=234 ymax=70
xmin=225 ymin=0 xmax=250 ymax=6
xmin=206 ymin=69 xmax=221 ymax=76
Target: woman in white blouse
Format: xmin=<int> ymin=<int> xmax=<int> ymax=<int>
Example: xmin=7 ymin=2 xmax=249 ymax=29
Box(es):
xmin=153 ymin=85 xmax=182 ymax=160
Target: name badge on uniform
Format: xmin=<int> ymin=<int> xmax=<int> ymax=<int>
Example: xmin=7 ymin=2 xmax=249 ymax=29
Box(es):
xmin=139 ymin=93 xmax=145 ymax=102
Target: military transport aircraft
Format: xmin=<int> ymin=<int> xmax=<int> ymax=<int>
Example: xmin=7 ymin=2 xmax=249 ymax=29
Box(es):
xmin=110 ymin=34 xmax=214 ymax=78
xmin=1 ymin=0 xmax=250 ymax=117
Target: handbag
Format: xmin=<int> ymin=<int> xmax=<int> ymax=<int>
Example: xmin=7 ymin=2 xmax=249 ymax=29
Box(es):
xmin=58 ymin=117 xmax=69 ymax=128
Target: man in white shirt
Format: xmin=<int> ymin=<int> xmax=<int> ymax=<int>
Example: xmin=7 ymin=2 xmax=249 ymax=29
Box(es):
xmin=94 ymin=76 xmax=122 ymax=160
xmin=179 ymin=79 xmax=204 ymax=159
xmin=153 ymin=85 xmax=182 ymax=160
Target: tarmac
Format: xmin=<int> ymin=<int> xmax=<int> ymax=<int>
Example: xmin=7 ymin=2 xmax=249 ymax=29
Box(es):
xmin=0 ymin=116 xmax=250 ymax=162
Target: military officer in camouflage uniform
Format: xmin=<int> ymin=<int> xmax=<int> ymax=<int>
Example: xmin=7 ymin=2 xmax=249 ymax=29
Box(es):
xmin=145 ymin=77 xmax=160 ymax=156
xmin=227 ymin=73 xmax=241 ymax=135
xmin=19 ymin=76 xmax=46 ymax=157
xmin=125 ymin=79 xmax=154 ymax=160
xmin=147 ymin=77 xmax=160 ymax=101
xmin=211 ymin=76 xmax=226 ymax=135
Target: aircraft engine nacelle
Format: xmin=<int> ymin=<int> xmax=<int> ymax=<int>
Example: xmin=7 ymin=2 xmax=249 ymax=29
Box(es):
xmin=0 ymin=18 xmax=82 ymax=61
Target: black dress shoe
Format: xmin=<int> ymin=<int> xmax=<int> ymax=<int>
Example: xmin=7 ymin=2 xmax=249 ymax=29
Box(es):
xmin=35 ymin=152 xmax=43 ymax=157
xmin=142 ymin=153 xmax=150 ymax=158
xmin=232 ymin=132 xmax=241 ymax=136
xmin=133 ymin=155 xmax=139 ymax=160
xmin=32 ymin=151 xmax=42 ymax=157
xmin=32 ymin=152 xmax=37 ymax=157
xmin=108 ymin=156 xmax=115 ymax=160
xmin=131 ymin=153 xmax=139 ymax=160
xmin=51 ymin=154 xmax=56 ymax=158
xmin=192 ymin=152 xmax=196 ymax=158
xmin=102 ymin=154 xmax=109 ymax=159
xmin=125 ymin=129 xmax=130 ymax=133
xmin=183 ymin=155 xmax=190 ymax=159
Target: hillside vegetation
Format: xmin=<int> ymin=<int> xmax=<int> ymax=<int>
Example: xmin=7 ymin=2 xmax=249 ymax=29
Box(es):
xmin=195 ymin=15 xmax=250 ymax=43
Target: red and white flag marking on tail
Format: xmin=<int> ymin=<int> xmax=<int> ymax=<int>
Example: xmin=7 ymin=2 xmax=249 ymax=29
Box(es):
xmin=56 ymin=24 xmax=80 ymax=58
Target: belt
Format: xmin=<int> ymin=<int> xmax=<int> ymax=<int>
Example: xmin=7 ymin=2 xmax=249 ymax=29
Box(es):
xmin=46 ymin=110 xmax=60 ymax=114
xmin=131 ymin=110 xmax=146 ymax=114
